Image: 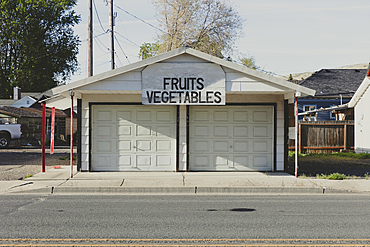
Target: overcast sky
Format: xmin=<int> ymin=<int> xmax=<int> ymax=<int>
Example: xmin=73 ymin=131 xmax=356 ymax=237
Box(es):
xmin=69 ymin=0 xmax=370 ymax=82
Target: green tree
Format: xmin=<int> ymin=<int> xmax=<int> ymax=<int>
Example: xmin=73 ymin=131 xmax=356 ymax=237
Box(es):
xmin=239 ymin=56 xmax=259 ymax=70
xmin=0 ymin=0 xmax=80 ymax=99
xmin=152 ymin=0 xmax=244 ymax=59
xmin=139 ymin=42 xmax=160 ymax=60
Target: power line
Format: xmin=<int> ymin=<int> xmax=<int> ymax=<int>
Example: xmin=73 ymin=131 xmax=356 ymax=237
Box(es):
xmin=113 ymin=4 xmax=166 ymax=34
xmin=93 ymin=0 xmax=109 ymax=33
xmin=114 ymin=51 xmax=123 ymax=67
xmin=81 ymin=31 xmax=108 ymax=42
xmin=114 ymin=35 xmax=130 ymax=64
xmin=114 ymin=31 xmax=140 ymax=47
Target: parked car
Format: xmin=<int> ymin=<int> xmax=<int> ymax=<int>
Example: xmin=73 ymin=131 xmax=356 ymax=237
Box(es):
xmin=0 ymin=124 xmax=22 ymax=147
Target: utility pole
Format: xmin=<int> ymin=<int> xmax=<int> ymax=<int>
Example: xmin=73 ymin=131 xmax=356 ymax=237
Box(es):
xmin=110 ymin=0 xmax=115 ymax=70
xmin=88 ymin=0 xmax=93 ymax=77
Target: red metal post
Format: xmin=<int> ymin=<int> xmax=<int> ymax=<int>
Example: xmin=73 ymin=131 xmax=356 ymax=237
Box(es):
xmin=42 ymin=102 xmax=46 ymax=172
xmin=70 ymin=94 xmax=74 ymax=178
xmin=295 ymin=96 xmax=298 ymax=178
xmin=50 ymin=107 xmax=55 ymax=155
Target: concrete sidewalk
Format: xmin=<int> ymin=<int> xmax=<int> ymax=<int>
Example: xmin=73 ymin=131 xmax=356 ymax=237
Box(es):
xmin=1 ymin=166 xmax=370 ymax=194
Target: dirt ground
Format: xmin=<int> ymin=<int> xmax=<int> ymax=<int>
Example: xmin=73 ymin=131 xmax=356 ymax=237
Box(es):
xmin=0 ymin=146 xmax=76 ymax=181
xmin=1 ymin=147 xmax=370 ymax=180
xmin=286 ymin=157 xmax=370 ymax=177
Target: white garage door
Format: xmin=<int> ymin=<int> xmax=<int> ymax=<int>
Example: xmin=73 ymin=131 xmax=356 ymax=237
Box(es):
xmin=189 ymin=106 xmax=274 ymax=171
xmin=92 ymin=105 xmax=176 ymax=171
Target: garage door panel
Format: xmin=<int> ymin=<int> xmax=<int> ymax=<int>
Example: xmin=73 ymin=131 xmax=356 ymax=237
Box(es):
xmin=233 ymin=110 xmax=249 ymax=122
xmin=118 ymin=155 xmax=132 ymax=167
xmin=192 ymin=140 xmax=209 ymax=152
xmin=193 ymin=110 xmax=209 ymax=121
xmin=156 ymin=155 xmax=172 ymax=167
xmin=117 ymin=111 xmax=131 ymax=121
xmin=156 ymin=125 xmax=174 ymax=137
xmin=136 ymin=140 xmax=152 ymax=151
xmin=233 ymin=125 xmax=249 ymax=137
xmin=253 ymin=109 xmax=272 ymax=123
xmin=193 ymin=125 xmax=210 ymax=137
xmin=213 ymin=140 xmax=229 ymax=152
xmin=136 ymin=110 xmax=152 ymax=121
xmin=214 ymin=110 xmax=229 ymax=122
xmin=95 ymin=155 xmax=114 ymax=169
xmin=214 ymin=125 xmax=229 ymax=137
xmin=117 ymin=140 xmax=131 ymax=151
xmin=136 ymin=125 xmax=152 ymax=136
xmin=118 ymin=125 xmax=132 ymax=136
xmin=253 ymin=154 xmax=272 ymax=168
xmin=193 ymin=155 xmax=210 ymax=168
xmin=253 ymin=140 xmax=272 ymax=153
xmin=96 ymin=140 xmax=112 ymax=152
xmin=92 ymin=105 xmax=176 ymax=171
xmin=233 ymin=140 xmax=248 ymax=152
xmin=156 ymin=140 xmax=172 ymax=151
xmin=233 ymin=155 xmax=249 ymax=169
xmin=96 ymin=110 xmax=113 ymax=121
xmin=214 ymin=155 xmax=229 ymax=167
xmin=156 ymin=110 xmax=172 ymax=122
xmin=136 ymin=155 xmax=151 ymax=166
xmin=96 ymin=125 xmax=113 ymax=137
xmin=190 ymin=106 xmax=273 ymax=171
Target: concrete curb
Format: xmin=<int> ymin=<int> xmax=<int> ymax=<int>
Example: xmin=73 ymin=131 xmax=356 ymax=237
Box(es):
xmin=9 ymin=186 xmax=368 ymax=194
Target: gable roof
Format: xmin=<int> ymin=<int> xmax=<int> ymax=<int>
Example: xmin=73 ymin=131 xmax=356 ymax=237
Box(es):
xmin=299 ymin=69 xmax=367 ymax=97
xmin=348 ymin=65 xmax=370 ymax=108
xmin=50 ymin=47 xmax=314 ymax=97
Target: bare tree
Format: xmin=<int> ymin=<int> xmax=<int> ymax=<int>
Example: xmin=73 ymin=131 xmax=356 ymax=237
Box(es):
xmin=153 ymin=0 xmax=244 ymax=58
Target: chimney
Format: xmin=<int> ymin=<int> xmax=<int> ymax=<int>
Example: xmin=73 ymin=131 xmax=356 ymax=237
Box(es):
xmin=13 ymin=86 xmax=21 ymax=100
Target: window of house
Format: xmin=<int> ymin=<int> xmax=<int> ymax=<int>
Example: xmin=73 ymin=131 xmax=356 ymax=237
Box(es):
xmin=303 ymin=105 xmax=316 ymax=112
xmin=303 ymin=105 xmax=317 ymax=121
xmin=330 ymin=105 xmax=336 ymax=119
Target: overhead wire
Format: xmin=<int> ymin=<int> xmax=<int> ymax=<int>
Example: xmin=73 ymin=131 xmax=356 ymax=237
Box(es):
xmin=114 ymin=31 xmax=140 ymax=47
xmin=113 ymin=3 xmax=167 ymax=34
xmin=93 ymin=0 xmax=109 ymax=33
xmin=114 ymin=36 xmax=130 ymax=64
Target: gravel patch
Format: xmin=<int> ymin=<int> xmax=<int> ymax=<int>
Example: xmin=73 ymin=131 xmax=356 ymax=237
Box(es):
xmin=0 ymin=146 xmax=76 ymax=181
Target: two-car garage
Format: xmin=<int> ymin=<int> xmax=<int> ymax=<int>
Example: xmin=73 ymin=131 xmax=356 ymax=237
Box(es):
xmin=46 ymin=47 xmax=315 ymax=173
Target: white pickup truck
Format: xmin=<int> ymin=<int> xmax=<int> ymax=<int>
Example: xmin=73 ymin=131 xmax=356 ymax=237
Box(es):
xmin=0 ymin=124 xmax=22 ymax=147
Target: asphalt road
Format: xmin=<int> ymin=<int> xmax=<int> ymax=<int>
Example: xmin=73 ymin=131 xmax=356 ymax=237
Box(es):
xmin=1 ymin=194 xmax=370 ymax=246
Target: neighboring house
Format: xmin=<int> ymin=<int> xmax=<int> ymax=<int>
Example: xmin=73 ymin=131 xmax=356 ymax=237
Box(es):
xmin=43 ymin=47 xmax=315 ymax=173
xmin=10 ymin=96 xmax=37 ymax=108
xmin=348 ymin=65 xmax=370 ymax=153
xmin=0 ymin=106 xmax=67 ymax=144
xmin=298 ymin=69 xmax=367 ymax=121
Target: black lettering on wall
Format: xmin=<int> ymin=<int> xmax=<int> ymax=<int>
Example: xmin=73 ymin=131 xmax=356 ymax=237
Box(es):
xmin=206 ymin=91 xmax=213 ymax=103
xmin=196 ymin=78 xmax=204 ymax=90
xmin=214 ymin=91 xmax=222 ymax=103
xmin=163 ymin=78 xmax=171 ymax=90
xmin=154 ymin=91 xmax=161 ymax=103
xmin=171 ymin=78 xmax=179 ymax=90
xmin=146 ymin=91 xmax=154 ymax=103
xmin=161 ymin=91 xmax=169 ymax=103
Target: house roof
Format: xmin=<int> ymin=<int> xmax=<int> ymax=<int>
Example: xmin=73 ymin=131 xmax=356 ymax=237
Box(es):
xmin=348 ymin=65 xmax=370 ymax=108
xmin=0 ymin=99 xmax=17 ymax=106
xmin=21 ymin=107 xmax=67 ymax=118
xmin=0 ymin=106 xmax=66 ymax=118
xmin=47 ymin=47 xmax=315 ymax=101
xmin=299 ymin=69 xmax=367 ymax=97
xmin=0 ymin=106 xmax=41 ymax=118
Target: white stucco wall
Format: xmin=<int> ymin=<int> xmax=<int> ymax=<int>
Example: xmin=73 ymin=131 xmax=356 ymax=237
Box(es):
xmin=354 ymin=85 xmax=370 ymax=153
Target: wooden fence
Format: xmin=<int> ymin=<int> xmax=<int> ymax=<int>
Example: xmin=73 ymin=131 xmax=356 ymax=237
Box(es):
xmin=289 ymin=121 xmax=354 ymax=153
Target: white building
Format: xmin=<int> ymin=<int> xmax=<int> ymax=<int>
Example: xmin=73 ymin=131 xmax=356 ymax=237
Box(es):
xmin=45 ymin=47 xmax=314 ymax=172
xmin=349 ymin=65 xmax=370 ymax=153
